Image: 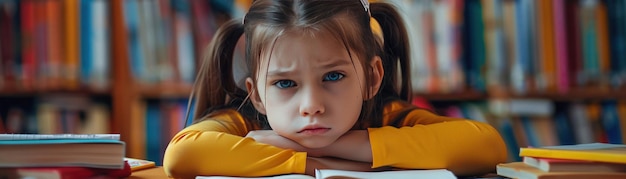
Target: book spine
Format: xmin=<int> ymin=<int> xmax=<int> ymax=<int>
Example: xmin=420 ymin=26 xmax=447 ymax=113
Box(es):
xmin=595 ymin=2 xmax=611 ymax=88
xmin=601 ymin=101 xmax=623 ymax=144
xmin=173 ymin=0 xmax=195 ymax=84
xmin=63 ymin=0 xmax=80 ymax=89
xmin=21 ymin=0 xmax=36 ymax=90
xmin=80 ymin=0 xmax=93 ymax=88
xmin=553 ymin=0 xmax=570 ymax=93
xmin=91 ymin=0 xmax=110 ymax=89
xmin=46 ymin=0 xmax=62 ymax=90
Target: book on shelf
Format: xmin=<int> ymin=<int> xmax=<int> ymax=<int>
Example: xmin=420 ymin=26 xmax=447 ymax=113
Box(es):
xmin=0 ymin=161 xmax=132 ymax=179
xmin=195 ymin=169 xmax=456 ymax=179
xmin=0 ymin=133 xmax=120 ymax=140
xmin=497 ymin=162 xmax=626 ymax=179
xmin=522 ymin=156 xmax=626 ymax=172
xmin=0 ymin=134 xmax=125 ymax=169
xmin=124 ymin=157 xmax=156 ymax=172
xmin=518 ymin=143 xmax=626 ymax=164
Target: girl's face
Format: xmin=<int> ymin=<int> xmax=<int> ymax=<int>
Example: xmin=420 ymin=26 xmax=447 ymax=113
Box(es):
xmin=247 ymin=30 xmax=381 ymax=148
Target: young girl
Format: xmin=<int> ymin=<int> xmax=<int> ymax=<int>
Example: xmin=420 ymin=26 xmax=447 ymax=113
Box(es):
xmin=163 ymin=0 xmax=507 ymax=178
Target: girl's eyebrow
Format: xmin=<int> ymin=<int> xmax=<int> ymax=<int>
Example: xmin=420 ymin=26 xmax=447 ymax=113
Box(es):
xmin=320 ymin=60 xmax=352 ymax=69
xmin=266 ymin=69 xmax=293 ymax=77
xmin=267 ymin=60 xmax=352 ymax=77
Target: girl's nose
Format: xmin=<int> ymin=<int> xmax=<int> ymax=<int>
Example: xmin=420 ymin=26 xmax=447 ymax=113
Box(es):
xmin=299 ymin=87 xmax=325 ymax=116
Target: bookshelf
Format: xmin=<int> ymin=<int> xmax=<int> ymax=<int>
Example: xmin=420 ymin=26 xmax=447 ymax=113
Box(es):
xmin=1 ymin=0 xmax=625 ymax=165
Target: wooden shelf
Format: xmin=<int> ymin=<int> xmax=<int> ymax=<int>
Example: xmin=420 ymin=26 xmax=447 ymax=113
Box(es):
xmin=415 ymin=87 xmax=626 ymax=101
xmin=415 ymin=91 xmax=487 ymax=101
xmin=0 ymin=87 xmax=110 ymax=96
xmin=135 ymin=83 xmax=193 ymax=98
xmin=507 ymin=87 xmax=626 ymax=101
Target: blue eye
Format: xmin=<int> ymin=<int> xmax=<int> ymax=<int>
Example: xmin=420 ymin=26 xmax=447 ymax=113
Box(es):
xmin=323 ymin=72 xmax=344 ymax=81
xmin=274 ymin=80 xmax=296 ymax=88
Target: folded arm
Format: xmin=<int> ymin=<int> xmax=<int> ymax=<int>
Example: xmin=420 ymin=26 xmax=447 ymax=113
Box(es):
xmin=368 ymin=109 xmax=508 ymax=176
xmin=300 ymin=105 xmax=508 ymax=176
xmin=163 ymin=112 xmax=306 ymax=179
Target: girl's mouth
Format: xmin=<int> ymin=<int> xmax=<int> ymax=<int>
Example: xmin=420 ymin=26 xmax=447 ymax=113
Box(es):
xmin=298 ymin=126 xmax=331 ymax=135
xmin=299 ymin=128 xmax=330 ymax=135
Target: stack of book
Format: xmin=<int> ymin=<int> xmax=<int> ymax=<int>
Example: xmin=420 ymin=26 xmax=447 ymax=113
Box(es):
xmin=497 ymin=143 xmax=626 ymax=179
xmin=0 ymin=134 xmax=131 ymax=178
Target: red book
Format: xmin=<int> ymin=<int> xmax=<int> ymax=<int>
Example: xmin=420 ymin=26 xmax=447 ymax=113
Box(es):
xmin=20 ymin=0 xmax=37 ymax=90
xmin=0 ymin=161 xmax=131 ymax=179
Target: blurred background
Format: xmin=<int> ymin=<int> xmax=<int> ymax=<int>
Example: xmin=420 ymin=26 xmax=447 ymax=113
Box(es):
xmin=0 ymin=0 xmax=624 ymax=165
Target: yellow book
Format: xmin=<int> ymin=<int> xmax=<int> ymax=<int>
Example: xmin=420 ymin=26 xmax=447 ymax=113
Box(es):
xmin=124 ymin=157 xmax=155 ymax=172
xmin=519 ymin=143 xmax=626 ymax=164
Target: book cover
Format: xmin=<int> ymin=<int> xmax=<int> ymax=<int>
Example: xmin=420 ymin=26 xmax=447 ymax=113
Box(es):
xmin=523 ymin=156 xmax=626 ymax=172
xmin=497 ymin=162 xmax=626 ymax=179
xmin=519 ymin=143 xmax=626 ymax=164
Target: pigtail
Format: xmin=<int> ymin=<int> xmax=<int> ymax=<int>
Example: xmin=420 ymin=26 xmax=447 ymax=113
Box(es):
xmin=370 ymin=2 xmax=412 ymax=101
xmin=189 ymin=19 xmax=246 ymax=123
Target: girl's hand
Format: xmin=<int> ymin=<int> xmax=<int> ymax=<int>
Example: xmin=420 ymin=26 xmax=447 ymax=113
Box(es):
xmin=246 ymin=130 xmax=334 ymax=157
xmin=246 ymin=130 xmax=373 ymax=161
xmin=246 ymin=130 xmax=310 ymax=152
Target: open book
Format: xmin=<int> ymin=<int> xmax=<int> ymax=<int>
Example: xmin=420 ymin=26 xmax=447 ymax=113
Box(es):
xmin=196 ymin=169 xmax=456 ymax=179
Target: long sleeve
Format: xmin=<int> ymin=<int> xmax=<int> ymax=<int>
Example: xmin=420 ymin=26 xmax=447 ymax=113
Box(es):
xmin=367 ymin=101 xmax=508 ymax=176
xmin=163 ymin=110 xmax=307 ymax=179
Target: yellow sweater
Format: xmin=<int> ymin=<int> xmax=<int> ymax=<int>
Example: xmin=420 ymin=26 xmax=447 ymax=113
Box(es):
xmin=163 ymin=100 xmax=507 ymax=178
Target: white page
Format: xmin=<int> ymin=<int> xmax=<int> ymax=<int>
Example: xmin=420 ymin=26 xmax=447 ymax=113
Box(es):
xmin=315 ymin=169 xmax=456 ymax=179
xmin=196 ymin=174 xmax=314 ymax=179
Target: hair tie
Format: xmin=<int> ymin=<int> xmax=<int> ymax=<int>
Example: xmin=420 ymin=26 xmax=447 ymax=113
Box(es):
xmin=360 ymin=0 xmax=371 ymax=16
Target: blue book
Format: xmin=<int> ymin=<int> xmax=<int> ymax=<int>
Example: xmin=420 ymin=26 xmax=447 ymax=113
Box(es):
xmin=521 ymin=116 xmax=540 ymax=147
xmin=553 ymin=106 xmax=576 ymax=145
xmin=602 ymin=101 xmax=623 ymax=144
xmin=145 ymin=102 xmax=162 ymax=166
xmin=606 ymin=0 xmax=626 ymax=88
xmin=123 ymin=0 xmax=145 ymax=80
xmin=0 ymin=138 xmax=125 ymax=169
xmin=80 ymin=0 xmax=93 ymax=85
xmin=499 ymin=118 xmax=522 ymax=162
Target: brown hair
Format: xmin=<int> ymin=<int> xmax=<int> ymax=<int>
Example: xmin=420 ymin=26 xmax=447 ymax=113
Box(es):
xmin=188 ymin=0 xmax=411 ymax=129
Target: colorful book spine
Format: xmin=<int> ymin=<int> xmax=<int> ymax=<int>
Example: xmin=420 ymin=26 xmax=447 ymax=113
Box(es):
xmin=46 ymin=0 xmax=63 ymax=90
xmin=21 ymin=0 xmax=36 ymax=90
xmin=63 ymin=0 xmax=80 ymax=89
xmin=553 ymin=0 xmax=570 ymax=93
xmin=595 ymin=2 xmax=611 ymax=87
xmin=606 ymin=0 xmax=626 ymax=88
